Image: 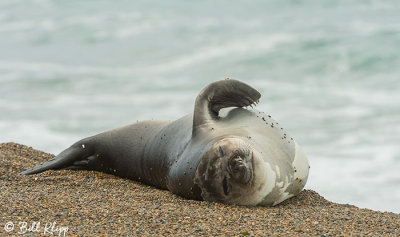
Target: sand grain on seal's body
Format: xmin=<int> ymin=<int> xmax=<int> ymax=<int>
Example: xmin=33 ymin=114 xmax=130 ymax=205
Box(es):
xmin=1 ymin=142 xmax=399 ymax=236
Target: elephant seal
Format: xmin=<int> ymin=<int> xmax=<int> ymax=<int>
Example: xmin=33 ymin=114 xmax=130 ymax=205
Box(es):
xmin=21 ymin=79 xmax=309 ymax=206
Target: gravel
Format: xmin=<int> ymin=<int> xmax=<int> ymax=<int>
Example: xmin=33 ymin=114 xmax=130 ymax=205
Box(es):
xmin=1 ymin=142 xmax=399 ymax=236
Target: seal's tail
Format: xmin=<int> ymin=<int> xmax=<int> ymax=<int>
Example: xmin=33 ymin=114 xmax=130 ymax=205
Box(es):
xmin=20 ymin=139 xmax=95 ymax=175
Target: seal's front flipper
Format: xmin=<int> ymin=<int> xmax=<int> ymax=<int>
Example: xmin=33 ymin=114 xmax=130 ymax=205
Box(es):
xmin=20 ymin=140 xmax=94 ymax=175
xmin=193 ymin=79 xmax=261 ymax=130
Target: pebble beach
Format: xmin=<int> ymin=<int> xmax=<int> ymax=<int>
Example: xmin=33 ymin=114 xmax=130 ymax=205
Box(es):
xmin=1 ymin=142 xmax=399 ymax=236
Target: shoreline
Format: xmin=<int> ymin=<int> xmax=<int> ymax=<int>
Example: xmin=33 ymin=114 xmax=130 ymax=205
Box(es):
xmin=1 ymin=142 xmax=399 ymax=236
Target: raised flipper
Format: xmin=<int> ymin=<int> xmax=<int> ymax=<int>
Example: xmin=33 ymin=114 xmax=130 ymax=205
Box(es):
xmin=20 ymin=139 xmax=95 ymax=175
xmin=192 ymin=78 xmax=261 ymax=133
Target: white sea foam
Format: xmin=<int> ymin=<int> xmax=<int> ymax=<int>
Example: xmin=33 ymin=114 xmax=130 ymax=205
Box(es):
xmin=0 ymin=120 xmax=76 ymax=154
xmin=148 ymin=34 xmax=293 ymax=73
xmin=0 ymin=34 xmax=291 ymax=75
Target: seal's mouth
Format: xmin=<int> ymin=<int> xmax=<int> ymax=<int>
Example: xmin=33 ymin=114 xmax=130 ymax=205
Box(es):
xmin=194 ymin=137 xmax=254 ymax=202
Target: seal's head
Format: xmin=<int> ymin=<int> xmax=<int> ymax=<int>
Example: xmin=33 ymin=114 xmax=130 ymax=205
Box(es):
xmin=194 ymin=137 xmax=272 ymax=205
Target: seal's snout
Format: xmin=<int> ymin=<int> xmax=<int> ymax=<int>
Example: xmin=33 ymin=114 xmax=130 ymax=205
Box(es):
xmin=228 ymin=154 xmax=253 ymax=184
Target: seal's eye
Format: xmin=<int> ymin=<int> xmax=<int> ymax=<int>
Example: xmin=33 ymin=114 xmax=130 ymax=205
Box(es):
xmin=222 ymin=176 xmax=229 ymax=195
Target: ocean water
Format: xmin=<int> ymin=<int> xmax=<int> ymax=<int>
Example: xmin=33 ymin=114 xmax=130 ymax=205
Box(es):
xmin=1 ymin=0 xmax=399 ymax=213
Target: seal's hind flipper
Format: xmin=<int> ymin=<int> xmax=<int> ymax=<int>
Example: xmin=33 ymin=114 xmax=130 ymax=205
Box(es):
xmin=20 ymin=141 xmax=94 ymax=175
xmin=62 ymin=154 xmax=98 ymax=170
xmin=193 ymin=79 xmax=261 ymax=131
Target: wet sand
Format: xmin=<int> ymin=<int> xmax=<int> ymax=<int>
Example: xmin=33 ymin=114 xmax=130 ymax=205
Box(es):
xmin=1 ymin=142 xmax=399 ymax=236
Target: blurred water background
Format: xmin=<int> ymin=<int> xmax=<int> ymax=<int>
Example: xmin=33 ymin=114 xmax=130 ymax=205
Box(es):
xmin=1 ymin=0 xmax=399 ymax=213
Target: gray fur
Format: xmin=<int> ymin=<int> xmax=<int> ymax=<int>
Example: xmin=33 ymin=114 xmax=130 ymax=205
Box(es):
xmin=21 ymin=79 xmax=309 ymax=206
